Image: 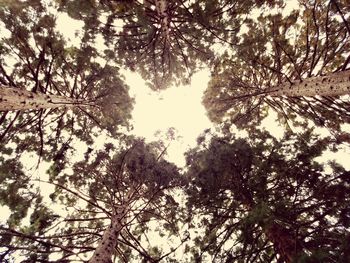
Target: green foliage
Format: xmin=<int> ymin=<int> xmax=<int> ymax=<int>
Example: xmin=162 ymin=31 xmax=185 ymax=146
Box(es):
xmin=185 ymin=127 xmax=350 ymax=262
xmin=1 ymin=137 xmax=184 ymax=261
xmin=0 ymin=157 xmax=32 ymax=227
xmin=0 ymin=0 xmax=134 ymax=161
xmin=204 ymin=1 xmax=350 ymax=132
xmin=56 ymin=0 xmax=96 ymax=20
xmin=56 ymin=0 xmax=282 ymax=90
xmin=1 ymin=1 xmax=350 ymax=263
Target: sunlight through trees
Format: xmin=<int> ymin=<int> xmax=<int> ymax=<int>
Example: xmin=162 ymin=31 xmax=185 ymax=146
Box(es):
xmin=0 ymin=0 xmax=349 ymax=262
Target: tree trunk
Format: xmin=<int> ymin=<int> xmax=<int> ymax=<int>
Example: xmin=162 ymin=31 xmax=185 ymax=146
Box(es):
xmin=242 ymin=196 xmax=302 ymax=262
xmin=155 ymin=0 xmax=170 ymax=44
xmin=264 ymin=222 xmax=303 ymax=263
xmin=0 ymin=86 xmax=94 ymax=111
xmin=267 ymin=70 xmax=350 ymax=96
xmin=89 ymin=206 xmax=128 ymax=263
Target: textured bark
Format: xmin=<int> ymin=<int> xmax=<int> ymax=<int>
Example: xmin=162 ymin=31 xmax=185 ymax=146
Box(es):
xmin=243 ymin=198 xmax=302 ymax=262
xmin=0 ymin=86 xmax=94 ymax=111
xmin=267 ymin=70 xmax=350 ymax=96
xmin=155 ymin=0 xmax=170 ymax=44
xmin=264 ymin=223 xmax=303 ymax=263
xmin=89 ymin=206 xmax=128 ymax=263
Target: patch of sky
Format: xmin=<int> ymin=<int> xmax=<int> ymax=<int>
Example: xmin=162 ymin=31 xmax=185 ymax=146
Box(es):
xmin=124 ymin=68 xmax=213 ymax=167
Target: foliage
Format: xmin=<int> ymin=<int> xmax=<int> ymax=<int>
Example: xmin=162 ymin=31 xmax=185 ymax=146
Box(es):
xmin=185 ymin=127 xmax=350 ymax=262
xmin=0 ymin=0 xmax=134 ymax=160
xmin=56 ymin=0 xmax=283 ymax=89
xmin=0 ymin=146 xmax=58 ymax=262
xmin=1 ymin=1 xmax=350 ymax=262
xmin=203 ymin=1 xmax=350 ymax=132
xmin=0 ymin=138 xmax=186 ymax=262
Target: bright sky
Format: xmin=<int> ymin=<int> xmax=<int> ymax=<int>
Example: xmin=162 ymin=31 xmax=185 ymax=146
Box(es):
xmin=124 ymin=69 xmax=213 ymax=166
xmin=1 ymin=1 xmax=350 ymax=261
xmin=50 ymin=0 xmax=302 ymax=168
xmin=0 ymin=0 xmax=348 ymax=191
xmin=52 ymin=11 xmax=213 ymax=166
xmin=49 ymin=0 xmax=304 ymax=168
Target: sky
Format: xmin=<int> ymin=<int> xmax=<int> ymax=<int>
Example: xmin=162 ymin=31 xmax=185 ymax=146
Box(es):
xmin=1 ymin=1 xmax=350 ymax=261
xmin=48 ymin=0 xmax=305 ymax=168
xmin=49 ymin=0 xmax=306 ymax=168
xmin=124 ymin=69 xmax=213 ymax=167
xmin=0 ymin=0 xmax=349 ymax=205
xmin=54 ymin=12 xmax=212 ymax=167
xmin=51 ymin=9 xmax=214 ymax=167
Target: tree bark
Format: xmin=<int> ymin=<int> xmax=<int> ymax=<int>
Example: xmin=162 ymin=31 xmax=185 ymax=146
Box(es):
xmin=155 ymin=0 xmax=170 ymax=44
xmin=89 ymin=206 xmax=128 ymax=263
xmin=0 ymin=86 xmax=94 ymax=111
xmin=264 ymin=222 xmax=303 ymax=263
xmin=267 ymin=70 xmax=350 ymax=96
xmin=242 ymin=197 xmax=302 ymax=262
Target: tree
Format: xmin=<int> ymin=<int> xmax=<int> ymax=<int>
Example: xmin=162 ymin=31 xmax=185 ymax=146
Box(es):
xmin=185 ymin=128 xmax=350 ymax=262
xmin=204 ymin=1 xmax=350 ymax=131
xmin=0 ymin=142 xmax=58 ymax=262
xmin=57 ymin=0 xmax=282 ymax=89
xmin=0 ymin=85 xmax=96 ymax=111
xmin=0 ymin=1 xmax=134 ymax=159
xmin=0 ymin=138 xmax=186 ymax=262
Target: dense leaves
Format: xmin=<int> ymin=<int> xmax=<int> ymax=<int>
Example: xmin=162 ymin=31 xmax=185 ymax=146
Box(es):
xmin=0 ymin=0 xmax=134 ymax=160
xmin=185 ymin=128 xmax=350 ymax=262
xmin=0 ymin=138 xmax=185 ymax=262
xmin=0 ymin=0 xmax=350 ymax=262
xmin=57 ymin=0 xmax=283 ymax=89
xmin=204 ymin=0 xmax=350 ymax=131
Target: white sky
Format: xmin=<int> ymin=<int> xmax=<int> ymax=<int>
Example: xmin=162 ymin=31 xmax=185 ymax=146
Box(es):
xmin=53 ymin=10 xmax=212 ymax=167
xmin=124 ymin=69 xmax=213 ymax=166
xmin=0 ymin=0 xmax=348 ymax=194
xmin=50 ymin=0 xmax=303 ymax=168
xmin=1 ymin=1 xmax=350 ymax=261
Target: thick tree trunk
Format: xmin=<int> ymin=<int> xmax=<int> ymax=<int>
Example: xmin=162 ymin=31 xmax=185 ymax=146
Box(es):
xmin=267 ymin=70 xmax=350 ymax=96
xmin=242 ymin=196 xmax=302 ymax=262
xmin=89 ymin=206 xmax=128 ymax=263
xmin=0 ymin=86 xmax=93 ymax=111
xmin=264 ymin=223 xmax=303 ymax=263
xmin=155 ymin=0 xmax=170 ymax=44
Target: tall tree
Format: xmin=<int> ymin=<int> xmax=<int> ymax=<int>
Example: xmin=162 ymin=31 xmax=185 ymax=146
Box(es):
xmin=0 ymin=85 xmax=96 ymax=111
xmin=0 ymin=143 xmax=57 ymax=262
xmin=0 ymin=138 xmax=186 ymax=262
xmin=0 ymin=1 xmax=134 ymax=159
xmin=185 ymin=128 xmax=350 ymax=262
xmin=204 ymin=1 xmax=350 ymax=131
xmin=57 ymin=0 xmax=282 ymax=89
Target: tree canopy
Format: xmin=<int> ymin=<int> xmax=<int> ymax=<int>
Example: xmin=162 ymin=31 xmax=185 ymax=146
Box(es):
xmin=0 ymin=0 xmax=350 ymax=262
xmin=56 ymin=0 xmax=283 ymax=89
xmin=0 ymin=138 xmax=185 ymax=262
xmin=204 ymin=0 xmax=350 ymax=132
xmin=185 ymin=127 xmax=350 ymax=262
xmin=0 ymin=0 xmax=134 ymax=160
